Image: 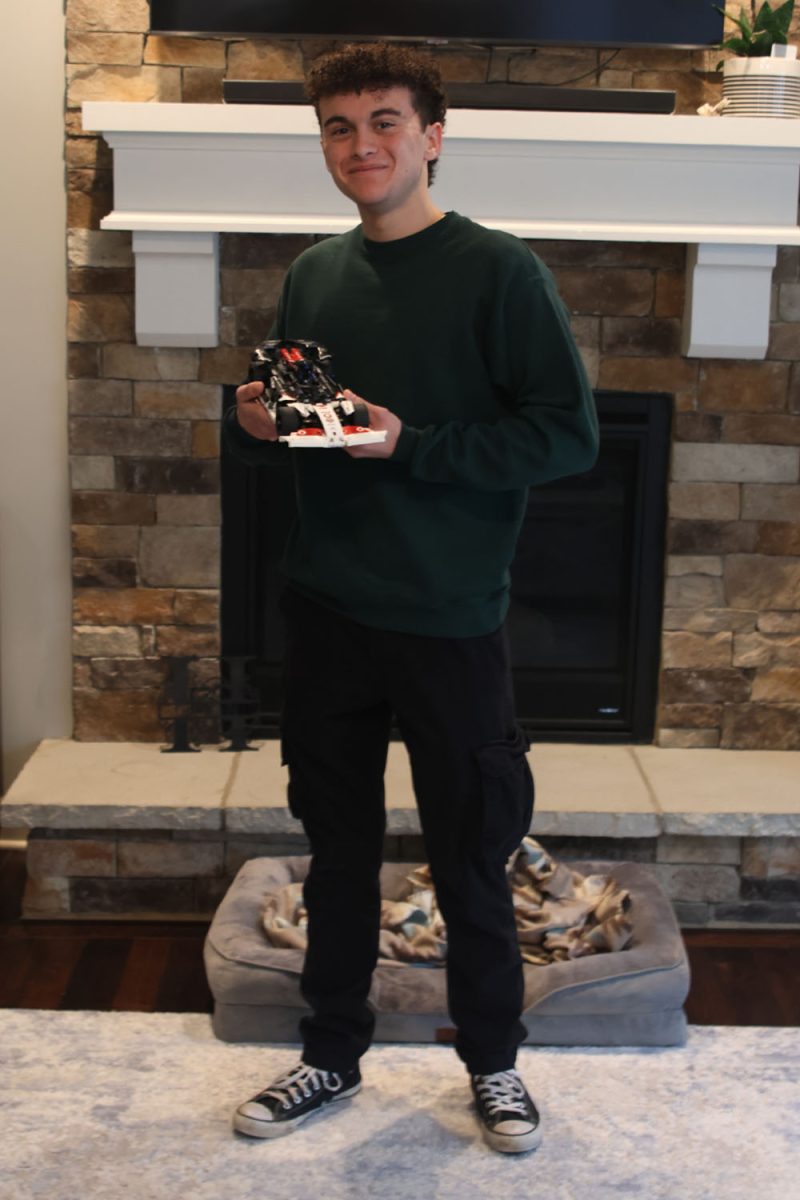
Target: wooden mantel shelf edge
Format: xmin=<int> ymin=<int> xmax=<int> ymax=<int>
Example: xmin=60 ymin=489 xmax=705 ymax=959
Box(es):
xmin=82 ymin=101 xmax=800 ymax=356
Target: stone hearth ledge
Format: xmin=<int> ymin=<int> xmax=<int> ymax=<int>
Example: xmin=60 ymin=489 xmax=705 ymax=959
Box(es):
xmin=0 ymin=741 xmax=230 ymax=831
xmin=1 ymin=739 xmax=798 ymax=839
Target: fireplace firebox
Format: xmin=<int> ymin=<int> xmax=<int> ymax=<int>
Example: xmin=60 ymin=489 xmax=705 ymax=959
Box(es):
xmin=221 ymin=390 xmax=671 ymax=742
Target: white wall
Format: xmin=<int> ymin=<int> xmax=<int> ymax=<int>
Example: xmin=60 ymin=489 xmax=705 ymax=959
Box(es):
xmin=0 ymin=2 xmax=71 ymax=791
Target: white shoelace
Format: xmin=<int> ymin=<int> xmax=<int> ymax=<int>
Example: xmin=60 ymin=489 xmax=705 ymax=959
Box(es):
xmin=474 ymin=1069 xmax=529 ymax=1117
xmin=261 ymin=1063 xmax=342 ymax=1110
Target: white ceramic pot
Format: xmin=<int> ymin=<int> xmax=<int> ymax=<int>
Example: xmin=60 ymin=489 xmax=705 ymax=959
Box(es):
xmin=722 ymin=51 xmax=800 ymax=117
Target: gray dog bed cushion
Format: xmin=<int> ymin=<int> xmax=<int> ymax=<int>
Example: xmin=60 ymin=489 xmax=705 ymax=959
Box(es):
xmin=204 ymin=857 xmax=690 ymax=1048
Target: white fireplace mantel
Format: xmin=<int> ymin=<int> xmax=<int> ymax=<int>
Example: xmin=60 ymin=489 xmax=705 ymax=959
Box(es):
xmin=82 ymin=101 xmax=800 ymax=357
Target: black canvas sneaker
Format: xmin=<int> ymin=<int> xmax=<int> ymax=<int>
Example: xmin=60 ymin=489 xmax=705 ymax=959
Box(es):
xmin=470 ymin=1068 xmax=542 ymax=1154
xmin=233 ymin=1061 xmax=361 ymax=1138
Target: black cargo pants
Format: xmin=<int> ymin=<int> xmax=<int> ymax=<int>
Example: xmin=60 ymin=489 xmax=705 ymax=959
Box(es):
xmin=279 ymin=588 xmax=534 ymax=1076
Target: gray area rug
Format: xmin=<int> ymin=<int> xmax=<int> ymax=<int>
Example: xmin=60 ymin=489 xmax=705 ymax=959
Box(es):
xmin=1 ymin=1010 xmax=797 ymax=1200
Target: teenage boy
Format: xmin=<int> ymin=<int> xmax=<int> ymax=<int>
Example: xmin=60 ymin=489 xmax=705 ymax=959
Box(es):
xmin=223 ymin=42 xmax=598 ymax=1155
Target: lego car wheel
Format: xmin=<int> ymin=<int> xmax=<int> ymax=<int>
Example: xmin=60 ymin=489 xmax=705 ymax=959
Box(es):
xmin=275 ymin=405 xmax=303 ymax=435
xmin=349 ymin=400 xmax=370 ymax=426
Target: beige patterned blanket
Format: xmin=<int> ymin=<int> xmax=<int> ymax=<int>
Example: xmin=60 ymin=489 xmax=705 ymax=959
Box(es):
xmin=261 ymin=837 xmax=634 ymax=967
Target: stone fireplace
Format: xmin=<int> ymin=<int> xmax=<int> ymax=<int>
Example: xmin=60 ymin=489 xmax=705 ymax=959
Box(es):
xmin=66 ymin=7 xmax=800 ymax=753
xmin=6 ymin=2 xmax=800 ymax=927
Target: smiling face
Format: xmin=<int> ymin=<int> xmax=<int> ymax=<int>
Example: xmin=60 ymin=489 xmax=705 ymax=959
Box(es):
xmin=318 ymin=86 xmax=443 ymax=232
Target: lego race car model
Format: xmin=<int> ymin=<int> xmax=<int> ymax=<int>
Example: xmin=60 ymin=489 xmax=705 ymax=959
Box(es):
xmin=247 ymin=338 xmax=387 ymax=449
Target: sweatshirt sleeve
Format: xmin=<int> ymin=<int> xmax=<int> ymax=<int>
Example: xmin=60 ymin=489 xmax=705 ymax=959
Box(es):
xmin=391 ymin=265 xmax=599 ymax=491
xmin=221 ymin=405 xmax=291 ymax=468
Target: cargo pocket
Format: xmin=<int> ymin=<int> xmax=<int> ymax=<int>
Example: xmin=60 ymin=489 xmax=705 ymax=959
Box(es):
xmin=473 ymin=725 xmax=534 ymax=859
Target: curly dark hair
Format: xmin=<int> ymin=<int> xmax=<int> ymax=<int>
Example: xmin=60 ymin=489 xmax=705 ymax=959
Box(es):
xmin=305 ymin=43 xmax=447 ymax=186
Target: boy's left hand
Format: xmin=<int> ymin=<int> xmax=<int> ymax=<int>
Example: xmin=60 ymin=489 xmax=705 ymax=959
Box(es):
xmin=343 ymin=389 xmax=402 ymax=459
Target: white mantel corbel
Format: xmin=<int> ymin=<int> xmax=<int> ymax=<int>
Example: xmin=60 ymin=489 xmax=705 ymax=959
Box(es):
xmin=82 ymin=102 xmax=800 ymax=357
xmin=132 ymin=230 xmax=218 ymax=346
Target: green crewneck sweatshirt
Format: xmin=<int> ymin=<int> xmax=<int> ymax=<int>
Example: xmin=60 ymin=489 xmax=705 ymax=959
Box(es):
xmin=222 ymin=212 xmax=598 ymax=637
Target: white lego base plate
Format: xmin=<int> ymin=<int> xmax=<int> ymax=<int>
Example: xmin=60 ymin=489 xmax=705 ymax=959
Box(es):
xmin=280 ymin=427 xmax=388 ymax=448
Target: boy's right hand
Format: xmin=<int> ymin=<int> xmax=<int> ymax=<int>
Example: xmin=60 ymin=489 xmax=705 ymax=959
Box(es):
xmin=235 ymin=381 xmax=279 ymax=441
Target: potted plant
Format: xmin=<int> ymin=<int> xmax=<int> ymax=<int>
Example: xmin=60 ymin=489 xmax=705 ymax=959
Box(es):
xmin=715 ymin=1 xmax=800 ymax=116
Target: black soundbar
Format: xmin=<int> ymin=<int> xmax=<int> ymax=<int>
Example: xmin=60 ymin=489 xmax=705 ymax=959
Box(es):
xmin=223 ymin=80 xmax=676 ymax=114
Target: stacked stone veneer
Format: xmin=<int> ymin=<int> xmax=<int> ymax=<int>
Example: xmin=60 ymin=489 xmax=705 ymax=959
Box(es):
xmin=66 ymin=1 xmax=800 ymax=750
xmin=24 ymin=829 xmax=800 ymax=926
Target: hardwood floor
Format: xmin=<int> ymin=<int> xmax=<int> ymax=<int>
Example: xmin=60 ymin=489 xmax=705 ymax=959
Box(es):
xmin=681 ymin=929 xmax=800 ymax=1025
xmin=0 ymin=846 xmax=213 ymax=1013
xmin=2 ymin=845 xmax=799 ymax=1024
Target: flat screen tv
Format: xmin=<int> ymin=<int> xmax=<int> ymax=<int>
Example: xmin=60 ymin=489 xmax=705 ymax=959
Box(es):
xmin=149 ymin=1 xmax=724 ymax=49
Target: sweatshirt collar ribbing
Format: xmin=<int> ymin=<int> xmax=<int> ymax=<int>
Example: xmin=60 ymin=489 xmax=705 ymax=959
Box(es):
xmin=358 ymin=211 xmax=458 ymax=261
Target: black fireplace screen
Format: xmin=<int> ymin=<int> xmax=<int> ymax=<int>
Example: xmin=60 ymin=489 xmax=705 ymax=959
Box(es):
xmin=220 ymin=390 xmax=671 ymax=742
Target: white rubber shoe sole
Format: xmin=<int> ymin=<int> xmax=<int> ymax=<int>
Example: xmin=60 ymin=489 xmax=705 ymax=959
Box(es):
xmin=481 ymin=1119 xmax=542 ymax=1154
xmin=233 ymin=1080 xmax=362 ymax=1139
